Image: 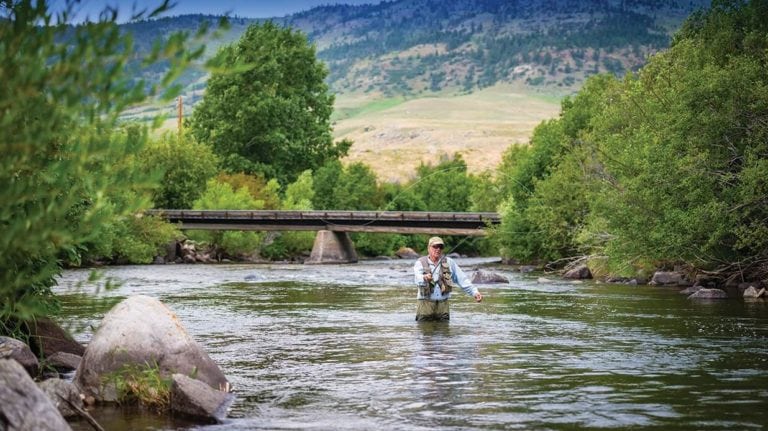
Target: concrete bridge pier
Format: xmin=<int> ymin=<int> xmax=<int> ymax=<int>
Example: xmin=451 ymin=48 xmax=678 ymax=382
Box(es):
xmin=306 ymin=230 xmax=358 ymax=264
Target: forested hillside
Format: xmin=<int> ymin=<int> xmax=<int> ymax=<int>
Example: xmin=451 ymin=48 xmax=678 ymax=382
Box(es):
xmin=115 ymin=0 xmax=710 ymax=114
xmin=291 ymin=0 xmax=710 ymax=96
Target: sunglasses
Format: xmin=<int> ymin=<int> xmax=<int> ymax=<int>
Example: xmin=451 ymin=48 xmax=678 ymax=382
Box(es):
xmin=431 ymin=244 xmax=444 ymax=249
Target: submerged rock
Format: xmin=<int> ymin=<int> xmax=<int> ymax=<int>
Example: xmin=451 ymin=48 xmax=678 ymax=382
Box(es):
xmin=679 ymin=285 xmax=702 ymax=295
xmin=687 ymin=288 xmax=728 ymax=300
xmin=244 ymin=273 xmax=263 ymax=281
xmin=44 ymin=351 xmax=81 ymax=373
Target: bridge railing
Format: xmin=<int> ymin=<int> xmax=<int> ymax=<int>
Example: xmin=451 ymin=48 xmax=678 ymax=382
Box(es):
xmin=144 ymin=209 xmax=500 ymax=236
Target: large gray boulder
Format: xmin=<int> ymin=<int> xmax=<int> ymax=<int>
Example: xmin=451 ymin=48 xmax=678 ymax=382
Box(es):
xmin=563 ymin=264 xmax=592 ymax=280
xmin=650 ymin=271 xmax=692 ymax=286
xmin=170 ymin=373 xmax=235 ymax=423
xmin=27 ymin=317 xmax=85 ymax=358
xmin=0 ymin=336 xmax=39 ymax=377
xmin=0 ymin=358 xmax=71 ymax=430
xmin=74 ymin=295 xmax=229 ymax=402
xmin=471 ymin=270 xmax=509 ymax=284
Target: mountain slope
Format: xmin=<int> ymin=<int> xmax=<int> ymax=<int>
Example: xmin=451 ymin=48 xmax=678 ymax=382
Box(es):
xmin=282 ymin=0 xmax=710 ymax=97
xmin=114 ymin=0 xmax=711 ymax=180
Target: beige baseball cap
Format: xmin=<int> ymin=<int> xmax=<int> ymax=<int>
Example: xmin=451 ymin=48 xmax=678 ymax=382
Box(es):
xmin=428 ymin=236 xmax=444 ymax=248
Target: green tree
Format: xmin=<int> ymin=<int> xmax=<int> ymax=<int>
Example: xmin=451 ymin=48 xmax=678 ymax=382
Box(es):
xmin=311 ymin=160 xmax=342 ymax=210
xmin=0 ymin=0 xmax=203 ymax=331
xmin=140 ymin=132 xmax=219 ymax=209
xmin=312 ymin=161 xmax=381 ymax=210
xmin=493 ymin=74 xmax=616 ymax=264
xmin=411 ymin=154 xmax=472 ymax=212
xmin=379 ymin=182 xmax=426 ymax=211
xmin=190 ymin=179 xmax=264 ymax=259
xmin=189 ymin=21 xmax=351 ymax=185
xmin=333 ymin=163 xmax=380 ymax=210
xmin=282 ymin=170 xmax=315 ymax=210
xmin=217 ymin=172 xmax=281 ymax=209
xmin=468 ymin=171 xmax=500 ymax=212
xmin=261 ymin=171 xmax=316 ymax=259
xmin=583 ymin=0 xmax=768 ymax=278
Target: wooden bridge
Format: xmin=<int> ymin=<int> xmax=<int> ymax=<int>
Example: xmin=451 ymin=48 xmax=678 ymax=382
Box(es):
xmin=145 ymin=209 xmax=501 ymax=264
xmin=145 ymin=210 xmax=500 ymax=236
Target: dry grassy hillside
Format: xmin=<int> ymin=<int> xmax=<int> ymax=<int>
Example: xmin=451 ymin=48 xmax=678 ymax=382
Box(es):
xmin=333 ymin=84 xmax=561 ymax=182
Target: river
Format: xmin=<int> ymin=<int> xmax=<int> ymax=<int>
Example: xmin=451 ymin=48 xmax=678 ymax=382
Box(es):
xmin=54 ymin=259 xmax=768 ymax=430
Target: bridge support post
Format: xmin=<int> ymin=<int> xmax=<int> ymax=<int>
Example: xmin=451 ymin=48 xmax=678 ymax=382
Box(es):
xmin=306 ymin=230 xmax=358 ymax=264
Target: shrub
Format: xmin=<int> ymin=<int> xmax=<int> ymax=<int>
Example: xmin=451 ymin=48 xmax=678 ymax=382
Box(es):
xmin=217 ymin=172 xmax=281 ymax=209
xmin=261 ymin=171 xmax=315 ymax=259
xmin=140 ymin=132 xmax=219 ymax=209
xmin=190 ymin=179 xmax=263 ymax=259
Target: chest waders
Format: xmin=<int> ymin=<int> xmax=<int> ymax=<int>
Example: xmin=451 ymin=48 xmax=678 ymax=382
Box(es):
xmin=419 ymin=256 xmax=459 ymax=297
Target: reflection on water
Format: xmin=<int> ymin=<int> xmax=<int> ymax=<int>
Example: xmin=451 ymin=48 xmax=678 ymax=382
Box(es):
xmin=55 ymin=260 xmax=768 ymax=430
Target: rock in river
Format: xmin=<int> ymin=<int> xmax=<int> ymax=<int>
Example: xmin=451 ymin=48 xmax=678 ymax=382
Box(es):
xmin=74 ymin=295 xmax=230 ymax=402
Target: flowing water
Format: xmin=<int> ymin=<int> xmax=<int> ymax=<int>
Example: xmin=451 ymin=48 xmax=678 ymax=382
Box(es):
xmin=54 ymin=259 xmax=768 ymax=430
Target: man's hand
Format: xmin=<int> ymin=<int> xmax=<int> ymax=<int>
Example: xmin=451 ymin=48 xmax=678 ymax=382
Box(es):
xmin=423 ymin=273 xmax=433 ymax=283
xmin=474 ymin=292 xmax=483 ymax=302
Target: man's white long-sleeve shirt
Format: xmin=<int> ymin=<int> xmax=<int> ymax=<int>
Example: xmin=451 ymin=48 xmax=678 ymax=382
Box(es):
xmin=413 ymin=256 xmax=478 ymax=300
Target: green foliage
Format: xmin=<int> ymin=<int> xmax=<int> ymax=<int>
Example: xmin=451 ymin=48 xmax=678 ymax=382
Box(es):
xmin=282 ymin=170 xmax=315 ymax=210
xmin=261 ymin=171 xmax=316 ymax=259
xmin=334 ymin=163 xmax=381 ymax=210
xmin=493 ymin=0 xmax=768 ymax=280
xmin=583 ymin=0 xmax=768 ymax=277
xmin=139 ymin=132 xmax=219 ymax=209
xmin=0 ymin=0 xmax=204 ymax=328
xmin=311 ymin=160 xmax=342 ymax=210
xmin=80 ymin=212 xmax=181 ymax=265
xmin=352 ymin=233 xmax=406 ymax=257
xmin=411 ymin=154 xmax=472 ymax=212
xmin=217 ymin=172 xmax=281 ymax=209
xmin=114 ymin=216 xmax=181 ymax=264
xmin=524 ymin=152 xmax=590 ymax=262
xmin=379 ymin=182 xmax=427 ymax=211
xmin=190 ymin=179 xmax=263 ymax=259
xmin=189 ymin=21 xmax=350 ymax=185
xmin=312 ymin=161 xmax=381 ymax=210
xmin=493 ymin=74 xmax=618 ymax=263
xmin=109 ymin=362 xmax=171 ymax=410
xmin=468 ymin=171 xmax=501 ymax=212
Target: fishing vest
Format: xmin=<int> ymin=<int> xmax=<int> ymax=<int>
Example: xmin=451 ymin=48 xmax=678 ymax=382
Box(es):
xmin=419 ymin=256 xmax=458 ymax=297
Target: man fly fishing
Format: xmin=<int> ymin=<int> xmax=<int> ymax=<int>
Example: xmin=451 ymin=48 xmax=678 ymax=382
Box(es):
xmin=413 ymin=236 xmax=483 ymax=321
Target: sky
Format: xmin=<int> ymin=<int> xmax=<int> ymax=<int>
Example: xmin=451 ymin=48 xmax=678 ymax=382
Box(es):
xmin=58 ymin=0 xmax=385 ymax=22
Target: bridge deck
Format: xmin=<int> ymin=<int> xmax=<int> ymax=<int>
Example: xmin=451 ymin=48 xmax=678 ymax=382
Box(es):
xmin=145 ymin=210 xmax=500 ymax=236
